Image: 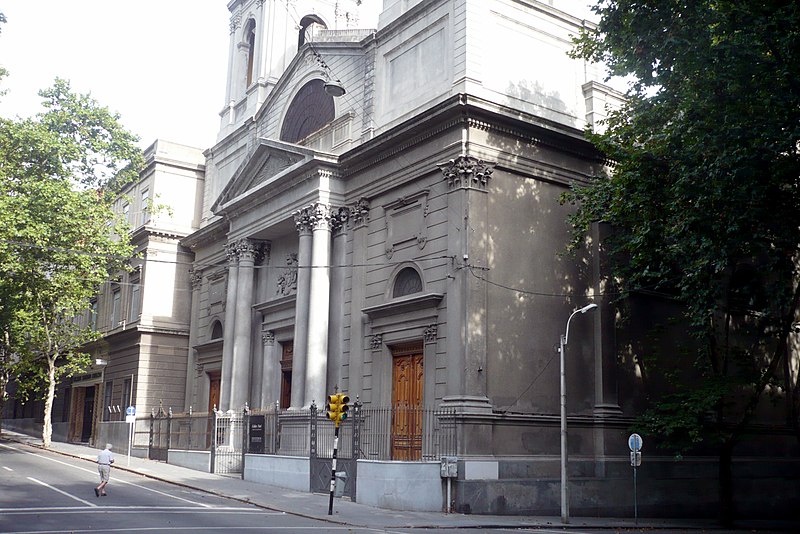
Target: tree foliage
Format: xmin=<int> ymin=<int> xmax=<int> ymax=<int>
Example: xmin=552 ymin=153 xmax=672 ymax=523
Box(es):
xmin=565 ymin=1 xmax=800 ymax=523
xmin=0 ymin=78 xmax=143 ymax=446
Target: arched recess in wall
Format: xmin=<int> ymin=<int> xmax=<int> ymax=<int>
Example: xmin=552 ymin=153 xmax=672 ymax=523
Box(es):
xmin=393 ymin=267 xmax=424 ymax=298
xmin=280 ymin=79 xmax=335 ymax=143
xmin=210 ymin=320 xmax=223 ymax=340
xmin=244 ymin=18 xmax=257 ymax=87
xmin=298 ymin=14 xmax=326 ymax=49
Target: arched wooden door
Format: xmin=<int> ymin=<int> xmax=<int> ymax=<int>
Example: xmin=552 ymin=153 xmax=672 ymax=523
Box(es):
xmin=391 ymin=342 xmax=424 ymax=460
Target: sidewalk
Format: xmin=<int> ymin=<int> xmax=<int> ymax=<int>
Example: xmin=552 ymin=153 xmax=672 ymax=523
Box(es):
xmin=0 ymin=429 xmax=785 ymax=532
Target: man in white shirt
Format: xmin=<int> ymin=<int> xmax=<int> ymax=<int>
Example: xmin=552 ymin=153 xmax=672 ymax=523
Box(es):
xmin=94 ymin=443 xmax=114 ymax=497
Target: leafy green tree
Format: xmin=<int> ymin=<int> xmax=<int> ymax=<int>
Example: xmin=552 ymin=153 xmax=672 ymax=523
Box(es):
xmin=565 ymin=1 xmax=800 ymax=525
xmin=0 ymin=78 xmax=143 ymax=446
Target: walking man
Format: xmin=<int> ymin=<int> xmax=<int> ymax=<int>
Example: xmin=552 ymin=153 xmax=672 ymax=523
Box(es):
xmin=94 ymin=443 xmax=114 ymax=497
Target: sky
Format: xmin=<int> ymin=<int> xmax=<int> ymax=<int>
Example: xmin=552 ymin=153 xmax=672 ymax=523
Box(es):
xmin=0 ymin=1 xmax=231 ymax=150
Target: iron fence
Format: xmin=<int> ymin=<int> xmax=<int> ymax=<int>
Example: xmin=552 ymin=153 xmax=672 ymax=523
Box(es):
xmin=357 ymin=404 xmax=457 ymax=461
xmin=158 ymin=403 xmax=457 ymax=462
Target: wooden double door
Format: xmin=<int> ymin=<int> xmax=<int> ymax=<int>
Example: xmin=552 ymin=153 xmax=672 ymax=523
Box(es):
xmin=391 ymin=342 xmax=424 ymax=460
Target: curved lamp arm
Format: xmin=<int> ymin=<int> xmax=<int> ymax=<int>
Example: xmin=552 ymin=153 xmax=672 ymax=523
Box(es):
xmin=562 ymin=303 xmax=598 ymax=346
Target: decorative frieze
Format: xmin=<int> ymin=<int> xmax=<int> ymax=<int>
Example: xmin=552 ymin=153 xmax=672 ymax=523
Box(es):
xmin=438 ymin=156 xmax=494 ymax=190
xmin=276 ymin=253 xmax=299 ymax=296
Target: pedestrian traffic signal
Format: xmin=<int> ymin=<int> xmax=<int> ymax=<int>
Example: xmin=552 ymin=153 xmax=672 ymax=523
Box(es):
xmin=326 ymin=393 xmax=350 ymax=427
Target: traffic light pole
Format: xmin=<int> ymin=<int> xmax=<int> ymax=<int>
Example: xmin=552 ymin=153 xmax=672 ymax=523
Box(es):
xmin=328 ymin=423 xmax=340 ymax=516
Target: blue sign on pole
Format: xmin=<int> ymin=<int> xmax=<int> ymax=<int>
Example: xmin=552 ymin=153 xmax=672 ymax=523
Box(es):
xmin=628 ymin=433 xmax=643 ymax=452
xmin=126 ymin=406 xmax=136 ymax=417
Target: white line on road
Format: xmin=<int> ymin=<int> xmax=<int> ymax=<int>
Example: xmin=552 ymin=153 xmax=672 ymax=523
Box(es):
xmin=0 ymin=529 xmax=382 ymax=534
xmin=1 ymin=443 xmax=212 ymax=508
xmin=0 ymin=506 xmax=274 ymax=513
xmin=27 ymin=477 xmax=97 ymax=507
xmin=2 ymin=466 xmax=12 ymax=471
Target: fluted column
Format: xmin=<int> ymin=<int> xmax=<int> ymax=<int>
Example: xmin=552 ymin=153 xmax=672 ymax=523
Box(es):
xmin=290 ymin=209 xmax=314 ymax=408
xmin=304 ymin=203 xmax=333 ymax=407
xmin=230 ymin=239 xmax=262 ymax=411
xmin=220 ymin=243 xmax=239 ymax=411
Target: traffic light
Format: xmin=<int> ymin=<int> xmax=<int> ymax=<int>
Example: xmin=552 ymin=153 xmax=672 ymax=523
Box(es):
xmin=326 ymin=393 xmax=350 ymax=427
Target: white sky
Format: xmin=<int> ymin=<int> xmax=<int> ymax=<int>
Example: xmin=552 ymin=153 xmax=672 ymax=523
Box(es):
xmin=0 ymin=1 xmax=231 ymax=150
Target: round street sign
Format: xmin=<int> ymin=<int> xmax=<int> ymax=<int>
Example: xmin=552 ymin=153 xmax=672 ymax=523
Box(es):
xmin=628 ymin=433 xmax=643 ymax=452
xmin=126 ymin=406 xmax=136 ymax=417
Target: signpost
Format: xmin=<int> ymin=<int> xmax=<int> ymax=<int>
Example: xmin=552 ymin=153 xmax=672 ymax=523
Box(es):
xmin=126 ymin=406 xmax=136 ymax=466
xmin=628 ymin=433 xmax=643 ymax=524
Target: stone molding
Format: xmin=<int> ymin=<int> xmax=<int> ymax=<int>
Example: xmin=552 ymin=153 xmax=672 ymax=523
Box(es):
xmin=262 ymin=330 xmax=275 ymax=345
xmin=351 ymin=197 xmax=370 ymax=228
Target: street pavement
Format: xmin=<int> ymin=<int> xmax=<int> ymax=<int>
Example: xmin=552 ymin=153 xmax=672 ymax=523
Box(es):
xmin=0 ymin=429 xmax=793 ymax=532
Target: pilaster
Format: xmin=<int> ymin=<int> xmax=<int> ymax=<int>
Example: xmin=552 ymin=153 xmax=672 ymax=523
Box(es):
xmin=290 ymin=207 xmax=314 ymax=408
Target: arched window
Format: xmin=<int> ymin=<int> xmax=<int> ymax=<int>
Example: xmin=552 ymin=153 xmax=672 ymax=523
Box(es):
xmin=298 ymin=15 xmax=326 ymax=49
xmin=244 ymin=19 xmax=257 ymax=87
xmin=393 ymin=268 xmax=423 ymax=298
xmin=280 ymin=79 xmax=335 ymax=143
xmin=210 ymin=320 xmax=223 ymax=340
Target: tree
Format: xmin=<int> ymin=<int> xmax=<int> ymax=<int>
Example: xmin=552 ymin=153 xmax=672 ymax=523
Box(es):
xmin=0 ymin=78 xmax=143 ymax=446
xmin=565 ymin=1 xmax=800 ymax=525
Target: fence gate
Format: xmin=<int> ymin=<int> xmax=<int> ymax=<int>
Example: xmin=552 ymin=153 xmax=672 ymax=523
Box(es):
xmin=148 ymin=404 xmax=171 ymax=462
xmin=212 ymin=409 xmax=245 ymax=475
xmin=309 ymin=402 xmax=360 ymax=499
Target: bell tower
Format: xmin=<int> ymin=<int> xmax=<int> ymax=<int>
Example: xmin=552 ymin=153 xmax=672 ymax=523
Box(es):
xmin=221 ymin=0 xmax=369 ymax=138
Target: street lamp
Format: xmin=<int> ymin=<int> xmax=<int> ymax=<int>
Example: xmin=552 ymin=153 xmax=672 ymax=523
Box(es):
xmin=559 ymin=302 xmax=598 ymax=524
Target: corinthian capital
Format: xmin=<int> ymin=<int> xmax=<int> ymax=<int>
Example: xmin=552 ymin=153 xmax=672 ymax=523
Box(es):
xmin=438 ymin=156 xmax=494 ymax=189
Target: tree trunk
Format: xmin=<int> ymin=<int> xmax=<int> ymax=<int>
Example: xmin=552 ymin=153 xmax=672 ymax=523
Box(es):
xmin=718 ymin=440 xmax=735 ymax=527
xmin=42 ymin=356 xmax=56 ymax=449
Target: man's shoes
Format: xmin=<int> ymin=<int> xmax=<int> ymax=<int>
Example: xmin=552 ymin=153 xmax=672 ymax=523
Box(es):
xmin=101 ymin=493 xmax=107 ymax=497
xmin=94 ymin=488 xmax=100 ymax=497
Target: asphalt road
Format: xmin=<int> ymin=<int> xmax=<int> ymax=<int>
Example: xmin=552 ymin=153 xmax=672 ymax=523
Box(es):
xmin=0 ymin=441 xmax=381 ymax=533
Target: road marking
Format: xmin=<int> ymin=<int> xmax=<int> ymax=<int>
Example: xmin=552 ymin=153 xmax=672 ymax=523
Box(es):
xmin=0 ymin=528 xmax=380 ymax=534
xmin=1 ymin=443 xmax=212 ymax=508
xmin=0 ymin=506 xmax=279 ymax=513
xmin=27 ymin=477 xmax=97 ymax=507
xmin=2 ymin=466 xmax=13 ymax=471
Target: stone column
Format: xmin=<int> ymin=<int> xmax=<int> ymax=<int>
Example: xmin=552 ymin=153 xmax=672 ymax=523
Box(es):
xmin=592 ymin=221 xmax=621 ymax=415
xmin=260 ymin=330 xmax=278 ymax=409
xmin=327 ymin=206 xmax=350 ymax=392
xmin=220 ymin=243 xmax=239 ymax=411
xmin=304 ymin=203 xmax=333 ymax=407
xmin=440 ymin=156 xmax=494 ymax=414
xmin=184 ymin=269 xmax=203 ymax=410
xmin=290 ymin=208 xmax=314 ymax=408
xmin=229 ymin=239 xmax=261 ymax=411
xmin=347 ymin=199 xmax=370 ymax=399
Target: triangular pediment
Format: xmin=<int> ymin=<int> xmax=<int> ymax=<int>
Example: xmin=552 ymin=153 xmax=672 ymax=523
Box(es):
xmin=212 ymin=139 xmax=316 ymax=213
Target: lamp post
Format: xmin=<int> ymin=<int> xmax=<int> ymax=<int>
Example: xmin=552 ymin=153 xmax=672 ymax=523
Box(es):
xmin=559 ymin=303 xmax=598 ymax=524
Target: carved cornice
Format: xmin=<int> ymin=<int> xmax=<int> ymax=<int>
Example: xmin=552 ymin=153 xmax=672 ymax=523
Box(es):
xmin=438 ymin=156 xmax=494 ymax=190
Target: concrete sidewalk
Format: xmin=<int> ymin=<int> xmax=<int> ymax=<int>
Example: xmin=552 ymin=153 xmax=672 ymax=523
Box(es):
xmin=0 ymin=429 xmax=786 ymax=532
